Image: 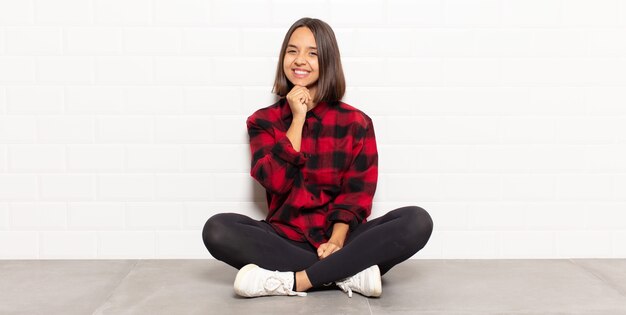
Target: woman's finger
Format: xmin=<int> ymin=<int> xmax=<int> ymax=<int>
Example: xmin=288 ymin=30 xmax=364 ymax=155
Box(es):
xmin=317 ymin=244 xmax=327 ymax=257
xmin=320 ymin=244 xmax=340 ymax=259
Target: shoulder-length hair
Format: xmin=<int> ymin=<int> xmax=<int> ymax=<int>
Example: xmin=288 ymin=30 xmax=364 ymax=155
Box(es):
xmin=272 ymin=17 xmax=346 ymax=104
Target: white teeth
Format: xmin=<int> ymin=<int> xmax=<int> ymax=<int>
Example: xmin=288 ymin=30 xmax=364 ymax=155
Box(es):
xmin=294 ymin=70 xmax=309 ymax=75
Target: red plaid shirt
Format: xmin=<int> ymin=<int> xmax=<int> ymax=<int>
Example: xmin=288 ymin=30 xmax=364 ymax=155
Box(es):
xmin=246 ymin=98 xmax=378 ymax=248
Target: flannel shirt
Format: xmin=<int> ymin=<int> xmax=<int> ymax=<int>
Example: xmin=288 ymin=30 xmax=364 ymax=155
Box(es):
xmin=246 ymin=98 xmax=378 ymax=248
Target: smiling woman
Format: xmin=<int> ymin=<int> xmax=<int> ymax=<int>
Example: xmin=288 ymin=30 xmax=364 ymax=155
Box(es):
xmin=283 ymin=27 xmax=320 ymax=93
xmin=202 ymin=17 xmax=434 ymax=299
xmin=273 ymin=18 xmax=345 ymax=110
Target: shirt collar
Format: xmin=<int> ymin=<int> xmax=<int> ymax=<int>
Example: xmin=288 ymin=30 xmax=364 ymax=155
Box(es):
xmin=280 ymin=98 xmax=331 ymax=122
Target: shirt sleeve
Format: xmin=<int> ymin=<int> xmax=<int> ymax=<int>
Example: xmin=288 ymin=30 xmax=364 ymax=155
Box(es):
xmin=327 ymin=116 xmax=378 ymax=230
xmin=246 ymin=115 xmax=308 ymax=195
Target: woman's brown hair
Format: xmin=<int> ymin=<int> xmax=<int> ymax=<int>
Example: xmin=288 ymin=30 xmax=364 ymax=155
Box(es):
xmin=272 ymin=17 xmax=346 ymax=104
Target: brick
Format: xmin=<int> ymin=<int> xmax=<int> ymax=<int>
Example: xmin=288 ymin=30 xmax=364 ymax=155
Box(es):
xmin=271 ymin=0 xmax=330 ymax=27
xmin=0 ymin=0 xmax=33 ymax=25
xmin=41 ymin=231 xmax=97 ymax=258
xmin=127 ymin=202 xmax=183 ymax=229
xmin=0 ymin=57 xmax=35 ymax=83
xmin=38 ymin=115 xmax=94 ymax=143
xmin=387 ymin=173 xmax=443 ymax=202
xmin=94 ymin=0 xmax=153 ymax=26
xmin=0 ymin=203 xmax=7 ymax=229
xmin=532 ymin=30 xmax=587 ymax=57
xmin=67 ymin=145 xmax=124 ymax=171
xmin=210 ymin=0 xmax=271 ymax=27
xmin=329 ymin=0 xmax=385 ymax=27
xmin=473 ymin=29 xmax=534 ymax=57
xmin=9 ymin=144 xmax=65 ymax=172
xmin=211 ymin=57 xmax=271 ymax=85
xmin=440 ymin=231 xmax=497 ymax=257
xmin=212 ymin=115 xmax=247 ymax=144
xmin=525 ymin=202 xmax=588 ymax=230
xmin=444 ymin=0 xmax=500 ymax=27
xmin=0 ymin=231 xmax=38 ymax=258
xmin=9 ymin=202 xmax=67 ymax=229
xmin=443 ymin=58 xmax=500 ymax=86
xmin=6 ymin=86 xmax=63 ymax=114
xmin=183 ymin=144 xmax=248 ymax=173
xmin=154 ymin=0 xmax=210 ymax=26
xmin=184 ymin=87 xmax=241 ymax=115
xmin=124 ymin=27 xmax=181 ymax=54
xmin=501 ymin=174 xmax=556 ymax=201
xmin=66 ymin=86 xmax=124 ymax=114
xmin=157 ymin=231 xmax=206 ymax=257
xmin=97 ymin=174 xmax=155 ymax=201
xmin=154 ymin=57 xmax=211 ymax=84
xmin=66 ymin=27 xmax=122 ymax=54
xmin=40 ymin=174 xmax=94 ymax=201
xmin=468 ymin=202 xmax=525 ymax=230
xmin=98 ymin=231 xmax=155 ymax=258
xmin=499 ymin=231 xmax=555 ymax=257
xmin=184 ymin=28 xmax=240 ymax=55
xmin=37 ymin=57 xmax=94 ymax=83
xmin=386 ymin=58 xmax=443 ymax=86
xmin=5 ymin=27 xmax=62 ymax=54
xmin=501 ymin=0 xmax=561 ymax=27
xmin=126 ymin=145 xmax=182 ymax=171
xmin=97 ymin=115 xmax=153 ymax=143
xmin=35 ymin=0 xmax=92 ymax=25
xmin=95 ymin=57 xmax=153 ymax=84
xmin=154 ymin=115 xmax=212 ymax=143
xmin=441 ymin=174 xmax=502 ymax=202
xmin=0 ymin=175 xmax=38 ymax=201
xmin=562 ymin=0 xmax=619 ymax=27
xmin=387 ymin=0 xmax=443 ymax=27
xmin=210 ymin=173 xmax=252 ymax=202
xmin=155 ymin=174 xmax=211 ymax=201
xmin=556 ymin=174 xmax=613 ymax=201
xmin=125 ymin=86 xmax=182 ymax=114
xmin=556 ymin=231 xmax=612 ymax=257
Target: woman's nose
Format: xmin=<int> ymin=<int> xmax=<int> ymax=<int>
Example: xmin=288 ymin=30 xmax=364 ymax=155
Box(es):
xmin=295 ymin=54 xmax=306 ymax=64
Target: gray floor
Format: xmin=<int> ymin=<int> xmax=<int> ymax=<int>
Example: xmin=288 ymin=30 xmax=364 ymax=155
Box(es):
xmin=1 ymin=259 xmax=626 ymax=314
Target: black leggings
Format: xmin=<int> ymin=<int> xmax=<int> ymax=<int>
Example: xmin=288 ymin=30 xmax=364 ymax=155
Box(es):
xmin=202 ymin=206 xmax=433 ymax=288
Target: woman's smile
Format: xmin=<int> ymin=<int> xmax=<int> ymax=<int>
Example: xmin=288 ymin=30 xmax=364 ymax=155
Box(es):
xmin=293 ymin=68 xmax=311 ymax=78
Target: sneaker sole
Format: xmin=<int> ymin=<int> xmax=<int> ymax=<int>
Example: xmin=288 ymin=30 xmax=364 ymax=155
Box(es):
xmin=369 ymin=265 xmax=382 ymax=297
xmin=234 ymin=263 xmax=259 ymax=297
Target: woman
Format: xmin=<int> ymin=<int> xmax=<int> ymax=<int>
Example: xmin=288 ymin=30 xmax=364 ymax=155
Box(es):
xmin=202 ymin=17 xmax=433 ymax=298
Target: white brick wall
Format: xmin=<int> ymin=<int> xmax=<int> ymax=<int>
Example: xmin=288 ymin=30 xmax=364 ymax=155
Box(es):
xmin=1 ymin=0 xmax=625 ymax=259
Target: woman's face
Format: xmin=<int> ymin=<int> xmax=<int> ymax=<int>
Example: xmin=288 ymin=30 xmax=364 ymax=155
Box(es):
xmin=283 ymin=27 xmax=320 ymax=90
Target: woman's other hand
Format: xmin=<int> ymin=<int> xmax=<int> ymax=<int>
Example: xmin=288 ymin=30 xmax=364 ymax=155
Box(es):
xmin=317 ymin=240 xmax=342 ymax=259
xmin=286 ymin=85 xmax=311 ymax=119
xmin=317 ymin=222 xmax=349 ymax=259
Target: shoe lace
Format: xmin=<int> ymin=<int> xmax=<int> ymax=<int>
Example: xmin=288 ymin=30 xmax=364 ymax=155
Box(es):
xmin=335 ymin=277 xmax=354 ymax=298
xmin=264 ymin=271 xmax=307 ymax=297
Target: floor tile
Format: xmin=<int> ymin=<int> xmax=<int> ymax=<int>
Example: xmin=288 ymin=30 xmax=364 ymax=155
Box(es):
xmin=0 ymin=260 xmax=136 ymax=315
xmin=571 ymin=259 xmax=626 ymax=297
xmin=93 ymin=260 xmax=370 ymax=315
xmin=369 ymin=259 xmax=626 ymax=314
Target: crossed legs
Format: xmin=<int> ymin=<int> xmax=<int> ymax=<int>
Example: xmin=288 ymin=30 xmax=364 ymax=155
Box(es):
xmin=202 ymin=206 xmax=434 ymax=290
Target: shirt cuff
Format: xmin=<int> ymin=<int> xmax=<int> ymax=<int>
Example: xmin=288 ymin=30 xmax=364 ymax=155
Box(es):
xmin=328 ymin=208 xmax=359 ymax=230
xmin=271 ymin=135 xmax=308 ymax=166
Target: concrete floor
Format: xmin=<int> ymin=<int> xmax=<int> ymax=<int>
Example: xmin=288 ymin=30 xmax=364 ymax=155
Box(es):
xmin=1 ymin=259 xmax=626 ymax=314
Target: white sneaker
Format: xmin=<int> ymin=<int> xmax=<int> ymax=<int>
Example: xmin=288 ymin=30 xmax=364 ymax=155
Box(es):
xmin=234 ymin=264 xmax=307 ymax=297
xmin=335 ymin=265 xmax=382 ymax=298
